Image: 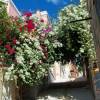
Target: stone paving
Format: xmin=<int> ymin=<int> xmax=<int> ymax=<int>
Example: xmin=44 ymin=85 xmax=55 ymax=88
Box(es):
xmin=37 ymin=88 xmax=94 ymax=100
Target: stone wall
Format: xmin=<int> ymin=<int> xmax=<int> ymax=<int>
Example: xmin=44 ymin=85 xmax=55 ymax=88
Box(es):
xmin=0 ymin=68 xmax=3 ymax=100
xmin=87 ymin=0 xmax=100 ymax=63
xmin=0 ymin=68 xmax=18 ymax=100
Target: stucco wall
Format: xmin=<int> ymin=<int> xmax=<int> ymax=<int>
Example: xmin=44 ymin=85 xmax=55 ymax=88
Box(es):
xmin=34 ymin=11 xmax=50 ymax=24
xmin=7 ymin=0 xmax=20 ymax=17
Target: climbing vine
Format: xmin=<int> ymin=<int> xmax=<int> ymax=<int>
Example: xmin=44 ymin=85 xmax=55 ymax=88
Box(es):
xmin=54 ymin=0 xmax=96 ymax=63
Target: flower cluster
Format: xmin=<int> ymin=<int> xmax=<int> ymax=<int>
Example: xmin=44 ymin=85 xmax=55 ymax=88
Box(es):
xmin=0 ymin=12 xmax=55 ymax=85
xmin=0 ymin=33 xmax=16 ymax=55
xmin=0 ymin=19 xmax=19 ymax=67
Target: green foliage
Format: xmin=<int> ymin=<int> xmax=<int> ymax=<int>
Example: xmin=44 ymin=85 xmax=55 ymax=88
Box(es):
xmin=0 ymin=1 xmax=16 ymax=66
xmin=0 ymin=11 xmax=59 ymax=85
xmin=0 ymin=0 xmax=96 ymax=85
xmin=55 ymin=0 xmax=96 ymax=62
xmin=14 ymin=32 xmax=51 ymax=85
xmin=0 ymin=3 xmax=60 ymax=85
xmin=0 ymin=1 xmax=8 ymax=19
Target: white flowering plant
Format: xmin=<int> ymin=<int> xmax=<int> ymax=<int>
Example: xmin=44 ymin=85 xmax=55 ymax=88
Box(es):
xmin=1 ymin=12 xmax=61 ymax=85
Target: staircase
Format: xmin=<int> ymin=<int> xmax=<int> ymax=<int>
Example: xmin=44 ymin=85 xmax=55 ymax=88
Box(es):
xmin=37 ymin=87 xmax=94 ymax=100
xmin=96 ymin=90 xmax=100 ymax=100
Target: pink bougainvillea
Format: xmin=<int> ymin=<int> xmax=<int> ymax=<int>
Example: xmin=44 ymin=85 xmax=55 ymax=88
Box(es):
xmin=40 ymin=19 xmax=44 ymax=23
xmin=12 ymin=37 xmax=17 ymax=45
xmin=24 ymin=12 xmax=32 ymax=17
xmin=25 ymin=19 xmax=35 ymax=32
xmin=5 ymin=44 xmax=11 ymax=50
xmin=7 ymin=48 xmax=15 ymax=55
xmin=0 ymin=11 xmax=55 ymax=85
xmin=0 ymin=39 xmax=3 ymax=45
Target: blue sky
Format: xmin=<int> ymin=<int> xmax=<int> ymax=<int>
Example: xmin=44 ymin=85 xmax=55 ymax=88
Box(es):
xmin=13 ymin=0 xmax=80 ymax=18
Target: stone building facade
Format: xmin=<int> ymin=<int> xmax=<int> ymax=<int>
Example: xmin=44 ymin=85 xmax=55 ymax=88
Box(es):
xmin=3 ymin=0 xmax=21 ymax=17
xmin=4 ymin=0 xmax=50 ymax=24
xmin=33 ymin=10 xmax=50 ymax=24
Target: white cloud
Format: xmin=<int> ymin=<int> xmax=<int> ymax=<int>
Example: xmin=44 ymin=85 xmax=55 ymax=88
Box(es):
xmin=46 ymin=0 xmax=77 ymax=5
xmin=47 ymin=0 xmax=61 ymax=5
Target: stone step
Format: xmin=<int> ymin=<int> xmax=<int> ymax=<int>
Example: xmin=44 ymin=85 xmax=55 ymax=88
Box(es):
xmin=37 ymin=88 xmax=94 ymax=100
xmin=95 ymin=90 xmax=100 ymax=100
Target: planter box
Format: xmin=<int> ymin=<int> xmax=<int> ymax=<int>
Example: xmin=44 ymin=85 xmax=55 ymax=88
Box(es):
xmin=0 ymin=68 xmax=18 ymax=100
